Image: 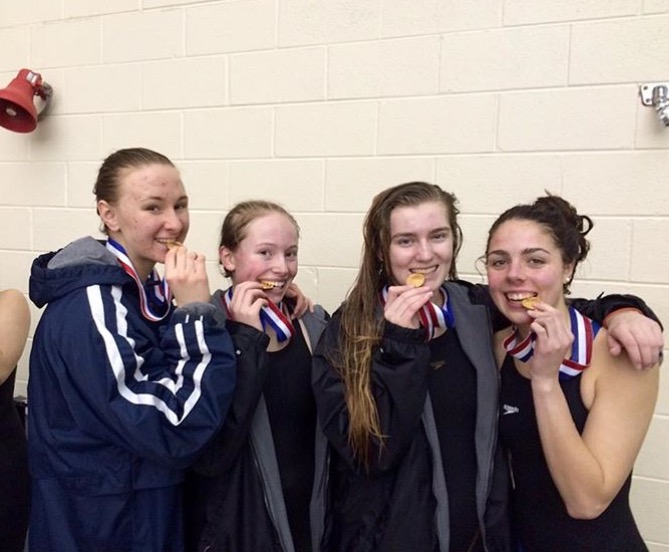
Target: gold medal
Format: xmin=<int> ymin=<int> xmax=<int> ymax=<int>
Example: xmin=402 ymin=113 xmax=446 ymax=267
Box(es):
xmin=406 ymin=273 xmax=425 ymax=288
xmin=521 ymin=297 xmax=540 ymax=310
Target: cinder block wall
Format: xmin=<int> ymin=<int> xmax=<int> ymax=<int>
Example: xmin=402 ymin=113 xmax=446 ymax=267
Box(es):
xmin=1 ymin=1 xmax=667 ymax=547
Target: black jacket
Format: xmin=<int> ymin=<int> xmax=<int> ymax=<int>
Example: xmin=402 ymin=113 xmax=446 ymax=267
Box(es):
xmin=312 ymin=282 xmax=511 ymax=552
xmin=184 ymin=296 xmax=329 ymax=552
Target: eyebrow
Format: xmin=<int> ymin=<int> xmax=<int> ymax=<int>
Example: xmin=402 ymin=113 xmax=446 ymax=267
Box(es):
xmin=254 ymin=242 xmax=298 ymax=249
xmin=522 ymin=247 xmax=551 ymax=255
xmin=141 ymin=195 xmax=188 ymax=202
xmin=391 ymin=226 xmax=451 ymax=239
xmin=487 ymin=247 xmax=551 ymax=256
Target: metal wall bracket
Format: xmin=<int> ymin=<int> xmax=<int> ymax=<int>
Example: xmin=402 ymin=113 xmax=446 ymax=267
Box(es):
xmin=639 ymin=82 xmax=669 ymax=105
xmin=639 ymin=82 xmax=669 ymax=126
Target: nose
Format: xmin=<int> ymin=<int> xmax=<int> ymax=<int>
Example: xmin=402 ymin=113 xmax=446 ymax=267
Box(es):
xmin=271 ymin=255 xmax=289 ymax=274
xmin=164 ymin=207 xmax=187 ymax=235
xmin=416 ymin=239 xmax=434 ymax=261
xmin=506 ymin=259 xmax=526 ymax=281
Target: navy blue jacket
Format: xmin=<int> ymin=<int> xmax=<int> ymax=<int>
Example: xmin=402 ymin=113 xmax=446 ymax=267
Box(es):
xmin=27 ymin=237 xmax=237 ymax=552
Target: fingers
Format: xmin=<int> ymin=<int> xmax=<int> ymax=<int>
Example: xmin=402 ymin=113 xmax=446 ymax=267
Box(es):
xmin=609 ymin=329 xmax=643 ymax=369
xmin=228 ymin=281 xmax=268 ymax=330
xmin=606 ymin=333 xmax=624 ymax=357
xmin=529 ymin=307 xmax=573 ymax=355
xmin=610 ymin=328 xmax=660 ymax=370
xmin=606 ymin=312 xmax=664 ymax=370
xmin=165 ymin=246 xmax=211 ymax=305
xmin=383 ymin=285 xmax=433 ymax=328
xmin=292 ymin=297 xmax=315 ymax=319
xmin=527 ymin=310 xmax=573 ymax=382
xmin=285 ymin=282 xmax=314 ymax=318
xmin=166 ymin=245 xmax=205 ymax=272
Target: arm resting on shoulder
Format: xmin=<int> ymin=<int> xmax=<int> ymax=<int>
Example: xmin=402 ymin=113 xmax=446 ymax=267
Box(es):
xmin=571 ymin=294 xmax=664 ymax=370
xmin=466 ymin=280 xmax=664 ymax=369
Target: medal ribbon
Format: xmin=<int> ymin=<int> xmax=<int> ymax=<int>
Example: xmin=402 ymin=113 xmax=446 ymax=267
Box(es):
xmin=503 ymin=306 xmax=601 ymax=380
xmin=106 ymin=239 xmax=172 ymax=322
xmin=223 ymin=287 xmax=295 ymax=342
xmin=381 ymin=286 xmax=455 ymax=341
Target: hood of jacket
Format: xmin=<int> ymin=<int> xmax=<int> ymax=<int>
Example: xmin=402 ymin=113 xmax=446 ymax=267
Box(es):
xmin=29 ymin=236 xmax=130 ymax=308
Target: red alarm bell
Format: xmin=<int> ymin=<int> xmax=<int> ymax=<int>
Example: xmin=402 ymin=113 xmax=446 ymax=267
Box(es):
xmin=0 ymin=68 xmax=53 ymax=133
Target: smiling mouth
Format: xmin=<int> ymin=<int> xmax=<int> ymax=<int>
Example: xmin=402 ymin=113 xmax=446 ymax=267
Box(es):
xmin=410 ymin=266 xmax=438 ymax=275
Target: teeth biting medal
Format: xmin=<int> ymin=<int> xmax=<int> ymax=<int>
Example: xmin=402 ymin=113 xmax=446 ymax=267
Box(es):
xmin=521 ymin=296 xmax=540 ymax=309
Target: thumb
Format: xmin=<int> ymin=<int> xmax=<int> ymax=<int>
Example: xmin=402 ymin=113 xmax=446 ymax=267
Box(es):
xmin=607 ymin=333 xmax=622 ymax=357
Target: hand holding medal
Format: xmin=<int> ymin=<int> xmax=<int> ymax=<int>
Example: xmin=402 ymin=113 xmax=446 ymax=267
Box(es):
xmin=224 ymin=280 xmax=268 ymax=332
xmin=525 ymin=302 xmax=574 ymax=382
xmin=383 ymin=280 xmax=433 ymax=330
xmin=164 ymin=243 xmax=211 ymax=307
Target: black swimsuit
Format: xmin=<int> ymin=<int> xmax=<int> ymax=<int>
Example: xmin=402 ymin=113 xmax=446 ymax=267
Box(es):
xmin=499 ymin=356 xmax=647 ymax=552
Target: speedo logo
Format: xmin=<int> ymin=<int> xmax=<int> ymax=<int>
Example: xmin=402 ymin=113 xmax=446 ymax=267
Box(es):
xmin=502 ymin=404 xmax=519 ymax=416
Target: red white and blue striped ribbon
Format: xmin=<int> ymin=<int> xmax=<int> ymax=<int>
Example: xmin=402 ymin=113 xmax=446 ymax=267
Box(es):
xmin=223 ymin=287 xmax=295 ymax=342
xmin=106 ymin=239 xmax=172 ymax=322
xmin=503 ymin=307 xmax=601 ymax=380
xmin=381 ymin=286 xmax=455 ymax=341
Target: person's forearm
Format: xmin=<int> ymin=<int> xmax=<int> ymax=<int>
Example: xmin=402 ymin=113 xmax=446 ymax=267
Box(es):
xmin=570 ymin=293 xmax=662 ymax=329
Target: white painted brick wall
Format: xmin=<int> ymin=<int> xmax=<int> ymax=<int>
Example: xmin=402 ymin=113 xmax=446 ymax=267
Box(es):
xmin=631 ymin=219 xmax=669 ymax=282
xmin=275 ymin=101 xmax=377 ymax=156
xmin=230 ymin=47 xmax=326 ymax=104
xmin=184 ymin=107 xmax=273 ymax=158
xmin=67 ymin=162 xmax=103 ymax=208
xmin=179 ymin=161 xmax=231 ymax=210
xmin=0 ymin=0 xmax=61 ymax=27
xmin=103 ymin=10 xmax=184 ymax=63
xmin=278 ymin=0 xmax=381 ymax=47
xmin=33 ymin=116 xmax=102 ymax=161
xmin=645 ymin=0 xmax=669 ymax=14
xmin=503 ymin=0 xmax=639 ymax=25
xmin=0 ymin=209 xmax=32 ymax=250
xmin=571 ymin=16 xmax=669 ymax=84
xmin=187 ymin=0 xmax=277 ymax=55
xmin=32 ymin=19 xmax=102 ymax=68
xmin=0 ymin=1 xmax=667 ymax=545
xmin=142 ymin=57 xmax=227 ymax=110
xmin=63 ymin=0 xmax=137 ymax=19
xmin=0 ymin=28 xmax=30 ymax=71
xmin=60 ymin=65 xmax=142 ymax=114
xmin=436 ymin=154 xmax=563 ymax=213
xmin=440 ymin=26 xmax=569 ymax=92
xmin=325 ymin=157 xmax=436 ymax=211
xmin=498 ymin=86 xmax=638 ymax=151
xmin=562 ymin=153 xmax=669 ymax=215
xmin=229 ymin=159 xmax=325 ymax=211
xmin=0 ymin=163 xmax=66 ymax=206
xmin=329 ymin=36 xmax=441 ymax=99
xmin=378 ymin=95 xmax=497 ymax=154
xmin=103 ymin=112 xmax=181 ymax=159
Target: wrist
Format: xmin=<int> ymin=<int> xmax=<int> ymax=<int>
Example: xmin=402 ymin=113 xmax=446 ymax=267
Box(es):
xmin=602 ymin=307 xmax=642 ymax=328
xmin=530 ymin=375 xmax=561 ymax=395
